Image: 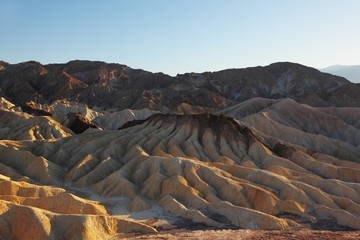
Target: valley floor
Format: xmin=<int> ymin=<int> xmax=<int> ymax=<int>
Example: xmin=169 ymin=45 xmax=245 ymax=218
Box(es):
xmin=121 ymin=229 xmax=360 ymax=240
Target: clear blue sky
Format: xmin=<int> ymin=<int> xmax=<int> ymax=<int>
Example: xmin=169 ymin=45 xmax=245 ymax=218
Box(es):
xmin=1 ymin=0 xmax=359 ymax=75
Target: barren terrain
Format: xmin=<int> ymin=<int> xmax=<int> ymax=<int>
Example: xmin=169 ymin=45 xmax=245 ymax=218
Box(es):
xmin=1 ymin=61 xmax=360 ymax=239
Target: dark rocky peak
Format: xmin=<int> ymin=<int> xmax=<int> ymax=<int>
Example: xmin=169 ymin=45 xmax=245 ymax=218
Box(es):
xmin=45 ymin=60 xmax=124 ymax=86
xmin=0 ymin=61 xmax=9 ymax=69
xmin=127 ymin=113 xmax=258 ymax=147
xmin=266 ymin=62 xmax=305 ymax=74
xmin=45 ymin=60 xmax=172 ymax=88
xmin=65 ymin=112 xmax=98 ymax=134
xmin=2 ymin=61 xmax=47 ymax=74
xmin=266 ymin=62 xmax=349 ymax=84
xmin=0 ymin=62 xmax=49 ymax=93
xmin=63 ymin=60 xmax=126 ymax=73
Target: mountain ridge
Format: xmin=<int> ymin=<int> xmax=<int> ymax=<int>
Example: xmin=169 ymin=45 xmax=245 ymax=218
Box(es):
xmin=1 ymin=60 xmax=360 ymax=112
xmin=320 ymin=65 xmax=360 ymax=83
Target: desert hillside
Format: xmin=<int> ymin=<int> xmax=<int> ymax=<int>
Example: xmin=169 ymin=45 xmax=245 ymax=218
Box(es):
xmin=0 ymin=93 xmax=360 ymax=239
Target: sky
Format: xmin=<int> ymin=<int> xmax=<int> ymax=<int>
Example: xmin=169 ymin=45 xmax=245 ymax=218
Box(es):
xmin=1 ymin=0 xmax=360 ymax=76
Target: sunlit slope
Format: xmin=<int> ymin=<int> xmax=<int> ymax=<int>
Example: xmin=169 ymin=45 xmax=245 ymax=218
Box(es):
xmin=0 ymin=109 xmax=73 ymax=140
xmin=1 ymin=112 xmax=360 ymax=239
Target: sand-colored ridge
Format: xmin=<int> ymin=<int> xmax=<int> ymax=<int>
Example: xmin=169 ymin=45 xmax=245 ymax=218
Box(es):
xmin=0 ymin=200 xmax=157 ymax=240
xmin=0 ymin=109 xmax=73 ymax=140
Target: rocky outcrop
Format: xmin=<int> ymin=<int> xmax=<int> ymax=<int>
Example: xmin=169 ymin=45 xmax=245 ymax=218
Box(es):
xmin=0 ymin=97 xmax=15 ymax=110
xmin=63 ymin=112 xmax=98 ymax=134
xmin=51 ymin=100 xmax=103 ymax=121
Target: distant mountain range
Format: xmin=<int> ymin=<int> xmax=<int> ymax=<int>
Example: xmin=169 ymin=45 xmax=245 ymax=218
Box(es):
xmin=320 ymin=65 xmax=360 ymax=83
xmin=1 ymin=60 xmax=360 ymax=112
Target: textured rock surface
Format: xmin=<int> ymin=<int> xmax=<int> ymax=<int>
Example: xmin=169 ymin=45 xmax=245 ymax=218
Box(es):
xmin=1 ymin=60 xmax=360 ymax=113
xmin=0 ymin=109 xmax=73 ymax=140
xmin=1 ymin=94 xmax=360 ymax=238
xmin=0 ymin=108 xmax=360 ymax=239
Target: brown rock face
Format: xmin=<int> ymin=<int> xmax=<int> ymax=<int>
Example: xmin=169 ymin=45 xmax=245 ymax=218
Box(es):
xmin=144 ymin=113 xmax=255 ymax=147
xmin=65 ymin=112 xmax=98 ymax=134
xmin=1 ymin=60 xmax=359 ymax=113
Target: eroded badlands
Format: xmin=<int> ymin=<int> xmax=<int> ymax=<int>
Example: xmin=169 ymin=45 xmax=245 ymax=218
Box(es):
xmin=0 ymin=98 xmax=360 ymax=239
